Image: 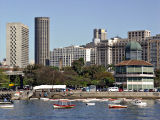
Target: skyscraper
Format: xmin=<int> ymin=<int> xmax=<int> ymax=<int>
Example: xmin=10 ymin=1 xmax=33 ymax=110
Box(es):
xmin=93 ymin=29 xmax=107 ymax=40
xmin=6 ymin=23 xmax=29 ymax=68
xmin=93 ymin=29 xmax=107 ymax=45
xmin=35 ymin=17 xmax=50 ymax=66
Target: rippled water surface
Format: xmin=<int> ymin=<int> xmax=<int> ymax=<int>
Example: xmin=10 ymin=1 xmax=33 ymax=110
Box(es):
xmin=0 ymin=100 xmax=160 ymax=120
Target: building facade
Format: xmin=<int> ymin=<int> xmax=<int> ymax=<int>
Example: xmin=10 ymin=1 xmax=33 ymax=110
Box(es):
xmin=35 ymin=17 xmax=50 ymax=66
xmin=50 ymin=46 xmax=96 ymax=68
xmin=6 ymin=23 xmax=29 ymax=68
xmin=96 ymin=30 xmax=160 ymax=69
xmin=147 ymin=34 xmax=160 ymax=69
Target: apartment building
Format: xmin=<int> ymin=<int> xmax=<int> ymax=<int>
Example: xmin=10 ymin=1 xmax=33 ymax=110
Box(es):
xmin=50 ymin=46 xmax=96 ymax=68
xmin=6 ymin=23 xmax=29 ymax=68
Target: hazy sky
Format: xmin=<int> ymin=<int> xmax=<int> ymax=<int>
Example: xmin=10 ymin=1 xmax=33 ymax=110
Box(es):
xmin=0 ymin=0 xmax=160 ymax=62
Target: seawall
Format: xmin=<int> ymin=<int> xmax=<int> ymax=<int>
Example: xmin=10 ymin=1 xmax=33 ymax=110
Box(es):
xmin=32 ymin=91 xmax=160 ymax=99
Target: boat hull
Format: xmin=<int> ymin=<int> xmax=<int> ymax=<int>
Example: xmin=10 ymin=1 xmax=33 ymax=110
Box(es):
xmin=108 ymin=104 xmax=127 ymax=108
xmin=53 ymin=104 xmax=75 ymax=109
xmin=0 ymin=104 xmax=14 ymax=108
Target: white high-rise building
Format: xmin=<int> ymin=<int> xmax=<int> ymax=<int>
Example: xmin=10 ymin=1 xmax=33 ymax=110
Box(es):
xmin=50 ymin=46 xmax=96 ymax=68
xmin=6 ymin=23 xmax=29 ymax=68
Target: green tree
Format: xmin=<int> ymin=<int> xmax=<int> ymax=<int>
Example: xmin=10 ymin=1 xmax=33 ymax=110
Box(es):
xmin=72 ymin=58 xmax=84 ymax=75
xmin=154 ymin=69 xmax=160 ymax=87
xmin=0 ymin=69 xmax=10 ymax=88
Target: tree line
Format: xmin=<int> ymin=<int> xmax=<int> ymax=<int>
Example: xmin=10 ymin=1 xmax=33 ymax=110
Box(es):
xmin=23 ymin=58 xmax=115 ymax=88
xmin=1 ymin=58 xmax=160 ymax=89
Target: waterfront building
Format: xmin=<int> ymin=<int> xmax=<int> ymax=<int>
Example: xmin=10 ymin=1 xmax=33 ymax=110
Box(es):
xmin=50 ymin=46 xmax=96 ymax=68
xmin=114 ymin=41 xmax=154 ymax=90
xmin=6 ymin=23 xmax=29 ymax=68
xmin=35 ymin=17 xmax=50 ymax=66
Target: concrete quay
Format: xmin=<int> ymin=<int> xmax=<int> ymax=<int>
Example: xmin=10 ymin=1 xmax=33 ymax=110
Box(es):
xmin=32 ymin=91 xmax=160 ymax=99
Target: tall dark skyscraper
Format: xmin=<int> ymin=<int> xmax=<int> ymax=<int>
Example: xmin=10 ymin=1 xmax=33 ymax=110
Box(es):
xmin=35 ymin=17 xmax=50 ymax=66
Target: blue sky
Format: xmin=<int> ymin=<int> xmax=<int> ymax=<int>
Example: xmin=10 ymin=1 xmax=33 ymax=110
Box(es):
xmin=0 ymin=0 xmax=160 ymax=62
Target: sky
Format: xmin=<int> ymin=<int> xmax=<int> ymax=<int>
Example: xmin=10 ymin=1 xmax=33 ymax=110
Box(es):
xmin=0 ymin=0 xmax=160 ymax=62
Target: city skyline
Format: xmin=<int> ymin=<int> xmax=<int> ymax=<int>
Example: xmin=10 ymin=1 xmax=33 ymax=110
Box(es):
xmin=0 ymin=0 xmax=160 ymax=62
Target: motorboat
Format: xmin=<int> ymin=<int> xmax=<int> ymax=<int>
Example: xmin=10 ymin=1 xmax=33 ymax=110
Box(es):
xmin=108 ymin=104 xmax=127 ymax=108
xmin=0 ymin=104 xmax=14 ymax=108
xmin=0 ymin=99 xmax=14 ymax=108
xmin=53 ymin=100 xmax=75 ymax=109
xmin=86 ymin=103 xmax=95 ymax=106
xmin=131 ymin=99 xmax=147 ymax=106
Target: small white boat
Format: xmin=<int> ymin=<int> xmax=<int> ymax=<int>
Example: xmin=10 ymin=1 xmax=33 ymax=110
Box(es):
xmin=0 ymin=100 xmax=14 ymax=108
xmin=131 ymin=99 xmax=147 ymax=106
xmin=108 ymin=104 xmax=127 ymax=108
xmin=86 ymin=103 xmax=95 ymax=106
xmin=0 ymin=104 xmax=14 ymax=108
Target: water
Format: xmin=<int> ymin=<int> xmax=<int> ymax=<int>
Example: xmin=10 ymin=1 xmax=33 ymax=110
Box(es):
xmin=0 ymin=100 xmax=160 ymax=120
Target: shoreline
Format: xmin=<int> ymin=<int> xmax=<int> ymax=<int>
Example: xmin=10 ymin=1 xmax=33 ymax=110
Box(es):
xmin=31 ymin=91 xmax=160 ymax=100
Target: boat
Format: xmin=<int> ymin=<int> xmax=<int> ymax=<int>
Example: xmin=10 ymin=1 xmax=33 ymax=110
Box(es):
xmin=131 ymin=99 xmax=147 ymax=106
xmin=86 ymin=103 xmax=95 ymax=106
xmin=0 ymin=104 xmax=14 ymax=108
xmin=53 ymin=100 xmax=75 ymax=109
xmin=0 ymin=98 xmax=14 ymax=108
xmin=108 ymin=104 xmax=127 ymax=108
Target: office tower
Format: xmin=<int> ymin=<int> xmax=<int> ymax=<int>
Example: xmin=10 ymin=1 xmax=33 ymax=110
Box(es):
xmin=93 ymin=29 xmax=107 ymax=45
xmin=6 ymin=23 xmax=29 ymax=68
xmin=128 ymin=30 xmax=150 ymax=41
xmin=93 ymin=29 xmax=107 ymax=40
xmin=50 ymin=46 xmax=95 ymax=68
xmin=147 ymin=34 xmax=160 ymax=68
xmin=35 ymin=17 xmax=50 ymax=66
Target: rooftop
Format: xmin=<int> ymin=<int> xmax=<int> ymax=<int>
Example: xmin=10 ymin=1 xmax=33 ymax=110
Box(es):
xmin=115 ymin=60 xmax=153 ymax=66
xmin=125 ymin=41 xmax=142 ymax=51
